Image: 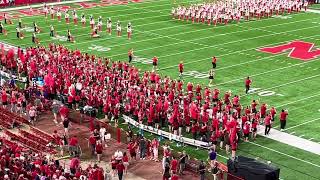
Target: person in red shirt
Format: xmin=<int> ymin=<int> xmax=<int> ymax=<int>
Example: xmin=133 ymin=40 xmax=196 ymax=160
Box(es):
xmin=116 ymin=160 xmax=125 ymax=180
xmin=96 ymin=140 xmax=103 ymax=162
xmin=270 ymin=106 xmax=277 ymax=122
xmin=170 ymin=156 xmax=178 ymax=174
xmin=178 ymin=61 xmax=184 ymax=79
xmin=88 ymin=133 xmax=97 ymax=156
xmin=264 ymin=113 xmax=272 ymax=135
xmin=122 ymin=152 xmax=129 ymax=174
xmin=212 ymin=56 xmax=217 ymax=68
xmin=280 ymin=109 xmax=288 ymax=131
xmin=171 ymin=171 xmax=179 ymax=180
xmin=251 ymin=118 xmax=258 ymax=140
xmin=191 ymin=122 xmax=199 ymax=140
xmin=245 ymin=76 xmax=252 ymax=94
xmin=152 ymin=56 xmax=158 ymax=71
xmin=69 ymin=135 xmax=79 ymax=156
xmin=243 ymin=122 xmax=250 ymax=142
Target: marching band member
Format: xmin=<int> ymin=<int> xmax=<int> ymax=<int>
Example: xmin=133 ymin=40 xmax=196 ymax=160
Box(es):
xmin=50 ymin=25 xmax=55 ymax=37
xmin=107 ymin=18 xmax=112 ymax=35
xmin=92 ymin=25 xmax=100 ymax=38
xmin=57 ymin=8 xmax=61 ymax=22
xmin=67 ymin=29 xmax=74 ymax=42
xmin=90 ymin=15 xmax=95 ymax=29
xmin=0 ymin=22 xmax=4 ymax=34
xmin=50 ymin=6 xmax=55 ymax=20
xmin=32 ymin=32 xmax=39 ymax=44
xmin=73 ymin=10 xmax=78 ymax=25
xmin=65 ymin=10 xmax=70 ymax=24
xmin=4 ymin=14 xmax=12 ymax=24
xmin=81 ymin=13 xmax=86 ymax=27
xmin=116 ymin=20 xmax=121 ymax=37
xmin=127 ymin=22 xmax=132 ymax=40
xmin=33 ymin=22 xmax=40 ymax=33
xmin=18 ymin=19 xmax=23 ymax=28
xmin=98 ymin=16 xmax=103 ymax=32
xmin=43 ymin=3 xmax=48 ymax=19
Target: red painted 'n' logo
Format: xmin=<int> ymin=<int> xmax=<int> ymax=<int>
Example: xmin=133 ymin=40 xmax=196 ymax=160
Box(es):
xmin=258 ymin=41 xmax=320 ymax=61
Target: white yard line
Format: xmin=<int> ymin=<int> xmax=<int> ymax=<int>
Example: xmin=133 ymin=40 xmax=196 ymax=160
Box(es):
xmin=276 ymin=94 xmax=320 ymax=108
xmin=284 ymin=117 xmax=320 ymax=131
xmin=248 ymin=141 xmax=320 ymax=168
xmin=159 ymin=34 xmax=320 ymax=71
xmin=105 ymin=23 xmax=319 ymax=59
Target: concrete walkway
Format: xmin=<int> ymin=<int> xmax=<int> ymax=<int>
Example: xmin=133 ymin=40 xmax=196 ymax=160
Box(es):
xmin=257 ymin=125 xmax=320 ymax=155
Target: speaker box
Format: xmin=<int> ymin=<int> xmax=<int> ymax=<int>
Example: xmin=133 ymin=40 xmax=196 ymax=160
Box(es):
xmin=227 ymin=156 xmax=280 ymax=180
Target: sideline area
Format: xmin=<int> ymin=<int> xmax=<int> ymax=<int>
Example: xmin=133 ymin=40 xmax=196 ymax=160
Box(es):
xmin=257 ymin=125 xmax=320 ymax=156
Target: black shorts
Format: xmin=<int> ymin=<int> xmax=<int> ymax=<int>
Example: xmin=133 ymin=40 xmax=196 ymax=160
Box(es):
xmin=253 ymin=128 xmax=257 ymax=132
xmin=2 ymin=101 xmax=7 ymax=105
xmin=212 ymin=62 xmax=216 ymax=68
xmin=114 ymin=115 xmax=119 ymax=119
xmin=212 ymin=141 xmax=217 ymax=145
xmin=209 ymin=76 xmax=214 ymax=80
xmin=147 ymin=122 xmax=153 ymax=126
xmin=244 ymin=133 xmax=249 ymax=138
xmin=153 ymin=62 xmax=157 ymax=66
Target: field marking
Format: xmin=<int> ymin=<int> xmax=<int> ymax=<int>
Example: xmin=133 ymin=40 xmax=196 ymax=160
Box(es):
xmin=106 ymin=24 xmax=319 ymax=59
xmin=299 ymin=135 xmax=305 ymax=138
xmin=215 ymin=59 xmax=320 ymax=86
xmin=309 ymin=138 xmax=314 ymax=141
xmin=248 ymin=141 xmax=320 ymax=168
xmin=290 ymin=132 xmax=296 ymax=134
xmin=12 ymin=12 xmax=318 ymax=47
xmin=284 ymin=117 xmax=320 ymax=131
xmin=276 ymin=94 xmax=320 ymax=108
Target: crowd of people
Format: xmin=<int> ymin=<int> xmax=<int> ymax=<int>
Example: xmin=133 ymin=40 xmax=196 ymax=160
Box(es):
xmin=172 ymin=0 xmax=308 ymax=25
xmin=0 ymin=41 xmax=290 ymax=161
xmin=0 ymin=4 xmax=134 ymax=43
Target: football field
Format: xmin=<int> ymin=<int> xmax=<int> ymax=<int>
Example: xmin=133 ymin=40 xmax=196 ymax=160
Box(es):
xmin=1 ymin=0 xmax=320 ymax=179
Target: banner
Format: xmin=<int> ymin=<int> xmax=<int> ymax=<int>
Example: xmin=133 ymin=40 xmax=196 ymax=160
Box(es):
xmin=123 ymin=115 xmax=211 ymax=149
xmin=1 ymin=70 xmax=27 ymax=82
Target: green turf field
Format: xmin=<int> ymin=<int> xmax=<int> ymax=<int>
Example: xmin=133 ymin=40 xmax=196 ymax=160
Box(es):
xmin=1 ymin=0 xmax=320 ymax=179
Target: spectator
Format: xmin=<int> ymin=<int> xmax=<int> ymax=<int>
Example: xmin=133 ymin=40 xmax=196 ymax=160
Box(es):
xmin=198 ymin=160 xmax=206 ymax=180
xmin=116 ymin=160 xmax=125 ymax=180
xmin=151 ymin=137 xmax=159 ymax=161
xmin=139 ymin=136 xmax=146 ymax=160
xmin=163 ymin=162 xmax=171 ymax=180
xmin=122 ymin=152 xmax=129 ymax=174
xmin=178 ymin=151 xmax=189 ymax=175
xmin=69 ymin=135 xmax=79 ymax=157
xmin=96 ymin=140 xmax=103 ymax=162
xmin=88 ymin=133 xmax=97 ymax=157
xmin=280 ymin=109 xmax=289 ymax=131
xmin=170 ymin=156 xmax=178 ymax=174
xmin=70 ymin=155 xmax=80 ymax=175
xmin=28 ymin=106 xmax=37 ymax=124
xmin=208 ymin=148 xmax=217 ymax=168
xmin=52 ymin=101 xmax=60 ymax=124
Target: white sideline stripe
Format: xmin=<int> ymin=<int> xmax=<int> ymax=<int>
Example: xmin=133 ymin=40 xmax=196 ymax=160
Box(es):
xmin=248 ymin=141 xmax=320 ymax=167
xmin=106 ymin=24 xmax=319 ymax=59
xmin=307 ymin=9 xmax=320 ymax=14
xmin=284 ymin=117 xmax=320 ymax=131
